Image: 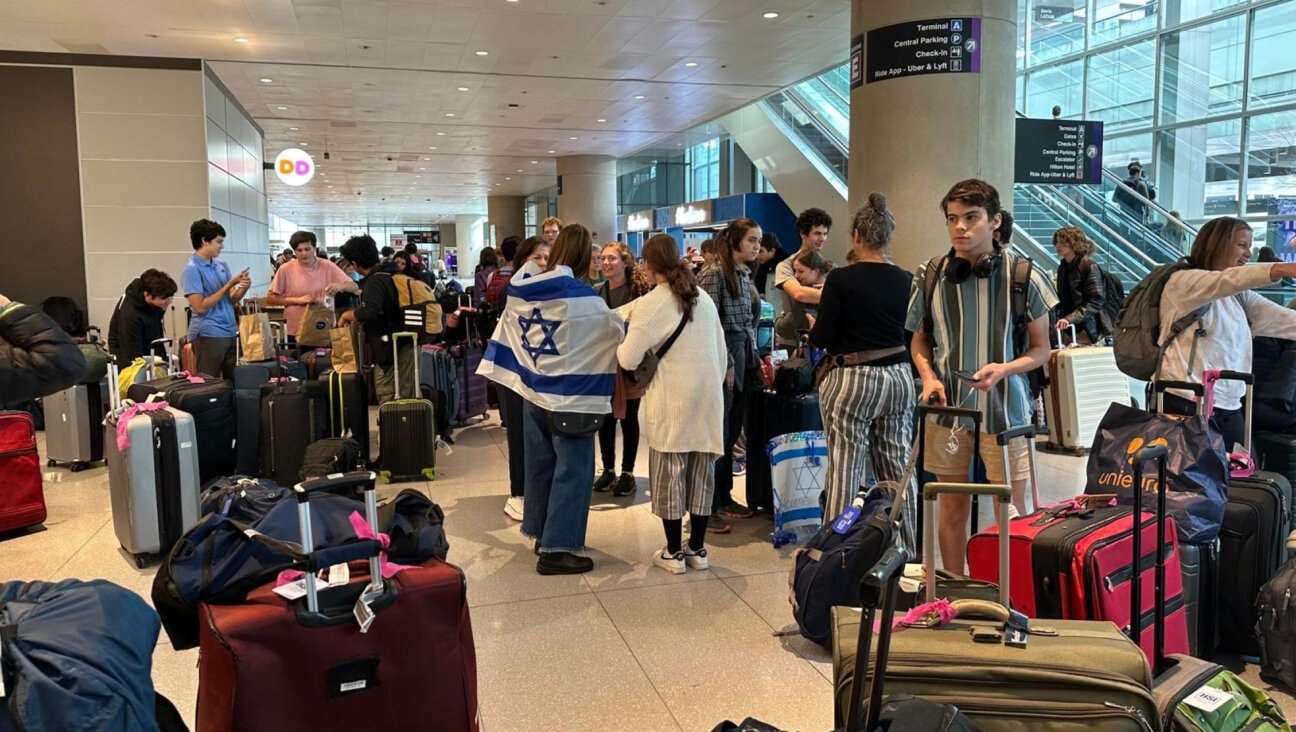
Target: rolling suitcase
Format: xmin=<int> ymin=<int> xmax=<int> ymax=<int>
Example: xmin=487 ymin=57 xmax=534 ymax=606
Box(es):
xmin=195 ymin=472 xmax=479 ymax=732
xmin=834 ymin=478 xmax=1160 ymax=731
xmin=1206 ymin=370 xmax=1290 ymax=656
xmin=234 ymin=357 xmax=275 ymax=475
xmin=745 ymin=388 xmax=822 ymax=514
xmin=103 ymin=361 xmax=202 ymax=566
xmin=1255 ymin=431 xmax=1296 ymax=531
xmin=0 ymin=409 xmax=45 ymax=533
xmin=420 ymin=344 xmax=458 ymax=440
xmin=323 ymin=369 xmax=370 ymax=462
xmin=450 ymin=333 xmax=488 ymax=424
xmin=379 ymin=332 xmax=436 ymax=482
xmin=302 ymin=347 xmax=332 ymax=379
xmin=258 ymin=378 xmax=329 ymax=487
xmin=128 ymin=373 xmax=237 ymax=485
xmin=1042 ymin=325 xmax=1131 ymax=456
xmin=41 ymin=380 xmax=108 ymax=472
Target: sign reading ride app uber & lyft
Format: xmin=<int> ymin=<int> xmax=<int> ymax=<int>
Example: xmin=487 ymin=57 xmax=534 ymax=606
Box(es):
xmin=274 ymin=148 xmax=315 ymax=187
xmin=864 ymin=17 xmax=981 ymax=84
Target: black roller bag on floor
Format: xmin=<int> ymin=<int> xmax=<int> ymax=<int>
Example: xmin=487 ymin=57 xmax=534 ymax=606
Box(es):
xmin=746 ymin=389 xmax=821 ymax=513
xmin=127 ymin=374 xmax=236 ymax=484
xmin=322 ymin=369 xmax=370 ymax=462
xmin=258 ymin=379 xmax=329 ymax=486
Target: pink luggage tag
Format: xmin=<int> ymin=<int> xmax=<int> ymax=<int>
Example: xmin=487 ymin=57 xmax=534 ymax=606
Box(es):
xmin=115 ymin=401 xmax=169 ymax=451
xmin=873 ymin=598 xmax=958 ymax=633
xmin=274 ymin=512 xmax=415 ymax=588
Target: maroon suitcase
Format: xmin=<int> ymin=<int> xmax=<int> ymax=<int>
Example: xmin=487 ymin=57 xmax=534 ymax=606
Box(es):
xmin=196 ymin=472 xmax=478 ymax=732
xmin=0 ymin=410 xmax=45 ymax=532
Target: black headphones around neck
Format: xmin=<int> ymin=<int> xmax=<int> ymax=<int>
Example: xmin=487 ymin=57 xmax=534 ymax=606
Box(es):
xmin=944 ymin=247 xmax=1002 ymax=284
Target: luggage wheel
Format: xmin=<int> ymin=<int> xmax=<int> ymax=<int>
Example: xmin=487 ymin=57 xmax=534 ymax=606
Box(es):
xmin=47 ymin=459 xmax=56 ymax=468
xmin=69 ymin=462 xmax=86 ymax=473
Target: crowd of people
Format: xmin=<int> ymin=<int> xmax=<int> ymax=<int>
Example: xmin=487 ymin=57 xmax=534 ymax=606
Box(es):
xmin=6 ymin=179 xmax=1296 ymax=581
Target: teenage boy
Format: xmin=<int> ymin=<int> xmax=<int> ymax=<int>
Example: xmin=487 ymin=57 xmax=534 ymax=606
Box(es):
xmin=108 ymin=268 xmax=177 ymax=365
xmin=775 ymin=207 xmax=831 ymax=345
xmin=337 ymin=234 xmax=415 ymax=403
xmin=906 ymin=179 xmax=1051 ymax=574
xmin=266 ymin=231 xmax=359 ymax=343
xmin=181 ymin=218 xmax=248 ymax=379
xmin=541 ymin=216 xmax=562 ymax=245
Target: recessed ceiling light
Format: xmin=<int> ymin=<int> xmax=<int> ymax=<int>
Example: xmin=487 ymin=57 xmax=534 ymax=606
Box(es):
xmin=277 ymin=106 xmax=287 ymax=110
xmin=259 ymin=77 xmax=273 ymax=83
xmin=569 ymin=136 xmax=578 ymax=140
xmin=547 ymin=150 xmax=556 ymax=154
xmin=234 ymin=36 xmax=250 ymax=43
xmin=457 ymin=86 xmax=470 ymax=92
xmin=684 ymin=61 xmax=698 ymax=67
xmin=444 ymin=112 xmax=455 ymax=117
xmin=596 ymin=118 xmax=606 ymax=122
xmin=289 ymin=127 xmax=299 ymax=131
xmin=430 ymin=146 xmax=437 ymax=150
xmin=517 ymin=169 xmax=523 ymax=172
xmin=474 ymin=50 xmax=489 ymax=56
xmin=762 ymin=12 xmax=779 ymax=19
xmin=299 ymin=142 xmax=308 ymax=146
xmin=530 ymin=160 xmax=538 ymax=164
xmin=415 ymin=175 xmax=421 ymax=178
xmin=505 ymin=177 xmax=511 ymax=180
xmin=634 ymin=95 xmax=645 ymax=100
xmin=436 ymin=132 xmax=446 ymax=136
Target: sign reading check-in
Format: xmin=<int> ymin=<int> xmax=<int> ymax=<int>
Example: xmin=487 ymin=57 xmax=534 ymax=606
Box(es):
xmin=1015 ymin=118 xmax=1105 ymax=185
xmin=863 ymin=18 xmax=981 ymax=84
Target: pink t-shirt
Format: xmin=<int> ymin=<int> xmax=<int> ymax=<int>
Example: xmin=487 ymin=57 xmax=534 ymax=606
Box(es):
xmin=269 ymin=258 xmax=353 ymax=335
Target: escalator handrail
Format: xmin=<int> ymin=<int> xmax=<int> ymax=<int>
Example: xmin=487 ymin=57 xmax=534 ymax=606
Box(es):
xmin=778 ymin=87 xmax=849 ymax=156
xmin=1019 ymin=183 xmax=1158 ymax=270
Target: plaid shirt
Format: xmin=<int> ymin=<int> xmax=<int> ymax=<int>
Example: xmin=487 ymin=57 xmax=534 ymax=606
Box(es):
xmin=697 ymin=263 xmax=756 ymax=336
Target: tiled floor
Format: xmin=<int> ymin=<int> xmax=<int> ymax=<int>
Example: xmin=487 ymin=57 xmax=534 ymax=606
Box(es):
xmin=2 ymin=412 xmax=1292 ymax=730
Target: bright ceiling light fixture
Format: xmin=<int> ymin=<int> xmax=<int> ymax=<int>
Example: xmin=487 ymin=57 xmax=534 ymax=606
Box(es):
xmin=530 ymin=160 xmax=538 ymax=164
xmin=547 ymin=150 xmax=556 ymax=154
xmin=234 ymin=36 xmax=250 ymax=43
xmin=762 ymin=12 xmax=779 ymax=19
xmin=458 ymin=86 xmax=469 ymax=91
xmin=289 ymin=126 xmax=299 ymax=131
xmin=436 ymin=132 xmax=446 ymax=136
xmin=596 ymin=118 xmax=606 ymax=122
xmin=633 ymin=94 xmax=645 ymax=100
xmin=259 ymin=77 xmax=273 ymax=83
xmin=684 ymin=61 xmax=698 ymax=67
xmin=569 ymin=136 xmax=578 ymax=140
xmin=444 ymin=112 xmax=456 ymax=117
xmin=277 ymin=106 xmax=287 ymax=110
xmin=474 ymin=50 xmax=489 ymax=56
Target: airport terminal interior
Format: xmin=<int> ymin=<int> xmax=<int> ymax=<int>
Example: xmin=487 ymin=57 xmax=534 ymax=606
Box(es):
xmin=3 ymin=0 xmax=1296 ymax=730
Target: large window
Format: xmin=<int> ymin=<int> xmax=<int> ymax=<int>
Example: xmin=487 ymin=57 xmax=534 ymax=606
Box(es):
xmin=1154 ymin=119 xmax=1242 ymax=218
xmin=1091 ymin=0 xmax=1158 ymax=47
xmin=686 ymin=139 xmax=720 ymax=201
xmin=1245 ymin=108 xmax=1296 ymax=215
xmin=1026 ymin=60 xmax=1084 ymax=119
xmin=1249 ymin=2 xmax=1296 ymax=110
xmin=1087 ymin=39 xmax=1157 ymax=133
xmin=1159 ymin=14 xmax=1245 ymax=124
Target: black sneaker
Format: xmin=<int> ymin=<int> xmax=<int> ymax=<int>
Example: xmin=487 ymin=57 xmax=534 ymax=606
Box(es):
xmin=592 ymin=470 xmax=616 ymax=492
xmin=612 ymin=472 xmax=637 ymax=497
xmin=536 ymin=551 xmax=594 ymax=575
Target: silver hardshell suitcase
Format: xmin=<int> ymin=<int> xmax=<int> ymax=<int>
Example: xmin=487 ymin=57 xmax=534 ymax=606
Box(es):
xmin=103 ymin=360 xmax=201 ymax=567
xmin=42 ymin=381 xmax=108 ymax=471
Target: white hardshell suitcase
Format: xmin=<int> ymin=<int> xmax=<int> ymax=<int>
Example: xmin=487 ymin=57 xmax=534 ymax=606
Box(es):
xmin=42 ymin=381 xmax=108 ymax=471
xmin=1043 ymin=326 xmax=1133 ymax=455
xmin=103 ymin=361 xmax=201 ymax=567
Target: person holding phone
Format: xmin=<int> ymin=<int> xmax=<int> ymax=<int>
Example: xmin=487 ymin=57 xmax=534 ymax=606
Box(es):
xmin=906 ymin=180 xmax=1051 ymax=574
xmin=181 ymin=218 xmax=249 ymax=379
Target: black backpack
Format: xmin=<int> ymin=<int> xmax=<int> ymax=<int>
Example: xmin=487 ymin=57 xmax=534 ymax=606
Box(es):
xmin=1258 ymin=557 xmax=1296 ymax=694
xmin=1078 ymin=257 xmax=1126 ymax=336
xmin=298 ymin=437 xmax=363 ymax=481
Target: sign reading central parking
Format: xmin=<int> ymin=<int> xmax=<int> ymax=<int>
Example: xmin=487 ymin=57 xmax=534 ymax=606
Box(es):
xmin=865 ymin=17 xmax=981 ymax=84
xmin=274 ymin=147 xmax=315 ymax=186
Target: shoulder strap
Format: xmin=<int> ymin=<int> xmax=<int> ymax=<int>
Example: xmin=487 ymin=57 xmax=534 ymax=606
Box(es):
xmin=922 ymin=255 xmax=945 ymax=335
xmin=1010 ymin=254 xmax=1032 ymax=325
xmin=655 ymin=313 xmax=690 ymax=361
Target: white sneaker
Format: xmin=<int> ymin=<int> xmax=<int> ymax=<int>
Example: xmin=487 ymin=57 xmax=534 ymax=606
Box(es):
xmin=503 ymin=496 xmax=524 ymax=521
xmin=652 ymin=548 xmax=685 ymax=575
xmin=682 ymin=545 xmax=709 ymax=570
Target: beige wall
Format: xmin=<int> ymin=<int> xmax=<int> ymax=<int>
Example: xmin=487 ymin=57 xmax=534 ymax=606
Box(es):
xmin=76 ymin=65 xmax=209 ymax=338
xmin=203 ymin=68 xmax=271 ymax=296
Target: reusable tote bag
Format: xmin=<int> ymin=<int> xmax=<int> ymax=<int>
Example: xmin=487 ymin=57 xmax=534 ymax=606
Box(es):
xmin=768 ymin=431 xmax=828 ymax=547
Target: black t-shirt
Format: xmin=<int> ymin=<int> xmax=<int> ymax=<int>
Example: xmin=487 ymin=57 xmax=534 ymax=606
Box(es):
xmin=808 ymin=262 xmax=913 ymax=363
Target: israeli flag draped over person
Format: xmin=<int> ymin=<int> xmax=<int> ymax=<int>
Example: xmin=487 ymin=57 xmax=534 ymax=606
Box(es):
xmin=478 ymin=262 xmax=625 ymax=414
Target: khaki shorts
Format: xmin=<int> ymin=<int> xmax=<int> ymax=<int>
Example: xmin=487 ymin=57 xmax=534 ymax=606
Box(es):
xmin=923 ymin=422 xmax=1033 ymax=483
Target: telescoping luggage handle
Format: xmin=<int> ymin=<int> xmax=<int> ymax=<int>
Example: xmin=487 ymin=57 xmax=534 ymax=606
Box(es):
xmin=1128 ymin=443 xmax=1169 ymax=676
xmin=845 ymin=544 xmax=910 ymax=732
xmin=923 ymin=481 xmax=1012 ymax=607
xmin=389 ymin=331 xmax=422 ymax=400
xmin=293 ymin=471 xmax=387 ymax=621
xmin=915 ymin=402 xmax=981 ymax=553
xmin=1202 ymin=369 xmax=1255 ymax=453
xmin=1054 ymin=323 xmax=1078 ymax=350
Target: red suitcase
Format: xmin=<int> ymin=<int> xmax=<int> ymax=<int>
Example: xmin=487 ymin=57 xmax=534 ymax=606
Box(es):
xmin=196 ymin=472 xmax=478 ymax=732
xmin=967 ymin=499 xmax=1191 ymax=662
xmin=0 ymin=410 xmax=45 ymax=532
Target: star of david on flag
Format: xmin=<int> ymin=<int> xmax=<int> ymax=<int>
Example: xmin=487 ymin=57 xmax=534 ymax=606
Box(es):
xmin=768 ymin=431 xmax=829 ymax=545
xmin=518 ymin=306 xmax=561 ymax=364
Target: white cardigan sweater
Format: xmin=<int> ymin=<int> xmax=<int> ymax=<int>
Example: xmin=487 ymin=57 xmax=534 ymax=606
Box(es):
xmin=616 ymin=286 xmax=728 ymax=456
xmin=1159 ymin=263 xmax=1296 ymax=410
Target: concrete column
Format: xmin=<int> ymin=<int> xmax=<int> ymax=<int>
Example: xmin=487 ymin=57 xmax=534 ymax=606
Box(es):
xmin=556 ymin=154 xmax=617 ymax=244
xmin=487 ymin=195 xmax=526 ymax=244
xmin=454 ymin=214 xmax=487 ymax=279
xmin=848 ymin=0 xmax=1017 ymax=272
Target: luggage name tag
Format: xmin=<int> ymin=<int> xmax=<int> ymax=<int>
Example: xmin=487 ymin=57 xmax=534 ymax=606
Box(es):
xmin=220 ymin=494 xmax=236 ymax=517
xmin=327 ymin=563 xmax=350 ymax=586
xmin=1004 ymin=628 xmax=1028 ymax=648
xmin=831 ymin=505 xmax=862 ymax=534
xmin=1183 ymin=686 xmax=1231 ymax=713
xmin=353 ymin=595 xmax=376 ymax=634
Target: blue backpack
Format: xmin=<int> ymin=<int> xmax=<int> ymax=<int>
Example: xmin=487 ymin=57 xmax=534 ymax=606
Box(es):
xmin=199 ymin=475 xmax=292 ymax=524
xmin=0 ymin=580 xmax=160 ymax=732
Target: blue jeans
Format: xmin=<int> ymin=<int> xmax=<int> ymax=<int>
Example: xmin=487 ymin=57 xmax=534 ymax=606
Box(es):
xmin=521 ymin=400 xmax=596 ymax=553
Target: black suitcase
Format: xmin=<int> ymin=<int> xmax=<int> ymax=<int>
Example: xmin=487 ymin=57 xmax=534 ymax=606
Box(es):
xmin=298 ymin=437 xmax=363 ymax=480
xmin=420 ymin=345 xmax=457 ymax=441
xmin=321 ymin=370 xmax=369 ymax=462
xmin=258 ymin=379 xmax=329 ymax=486
xmin=234 ymin=361 xmax=275 ymax=475
xmin=1256 ymin=431 xmax=1296 ymax=531
xmin=745 ymin=389 xmax=822 ymax=513
xmin=127 ymin=375 xmax=237 ymax=484
xmin=451 ymin=341 xmax=488 ymax=424
xmin=302 ymin=348 xmax=332 ymax=379
xmin=379 ymin=333 xmax=436 ymax=482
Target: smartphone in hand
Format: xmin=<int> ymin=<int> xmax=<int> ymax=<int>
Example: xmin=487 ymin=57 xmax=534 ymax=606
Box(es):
xmin=953 ymin=368 xmax=980 ymax=384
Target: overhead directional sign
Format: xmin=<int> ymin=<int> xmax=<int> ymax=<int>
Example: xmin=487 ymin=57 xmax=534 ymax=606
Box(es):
xmin=1015 ymin=118 xmax=1105 ymax=185
xmin=865 ymin=17 xmax=981 ymax=84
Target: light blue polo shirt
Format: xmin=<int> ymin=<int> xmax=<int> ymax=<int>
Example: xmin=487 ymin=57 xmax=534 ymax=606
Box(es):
xmin=180 ymin=253 xmax=238 ymax=338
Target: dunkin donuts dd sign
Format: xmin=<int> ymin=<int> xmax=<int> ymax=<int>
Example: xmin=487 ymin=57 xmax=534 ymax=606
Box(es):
xmin=274 ymin=148 xmax=315 ymax=186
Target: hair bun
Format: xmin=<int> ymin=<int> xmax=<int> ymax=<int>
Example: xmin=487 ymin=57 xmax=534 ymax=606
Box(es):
xmin=868 ymin=192 xmax=888 ymax=213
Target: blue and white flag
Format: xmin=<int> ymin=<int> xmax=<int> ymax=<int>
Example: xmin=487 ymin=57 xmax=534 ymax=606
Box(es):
xmin=477 ymin=264 xmax=624 ymax=414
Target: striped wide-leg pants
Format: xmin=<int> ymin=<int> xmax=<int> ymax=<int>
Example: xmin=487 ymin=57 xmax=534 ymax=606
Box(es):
xmin=819 ymin=362 xmax=917 ymax=552
xmin=649 ymin=450 xmax=716 ymax=521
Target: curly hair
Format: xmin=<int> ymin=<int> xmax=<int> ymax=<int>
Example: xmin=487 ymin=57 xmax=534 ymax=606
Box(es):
xmin=601 ymin=242 xmax=652 ymax=298
xmin=1052 ymin=226 xmax=1095 ymax=256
